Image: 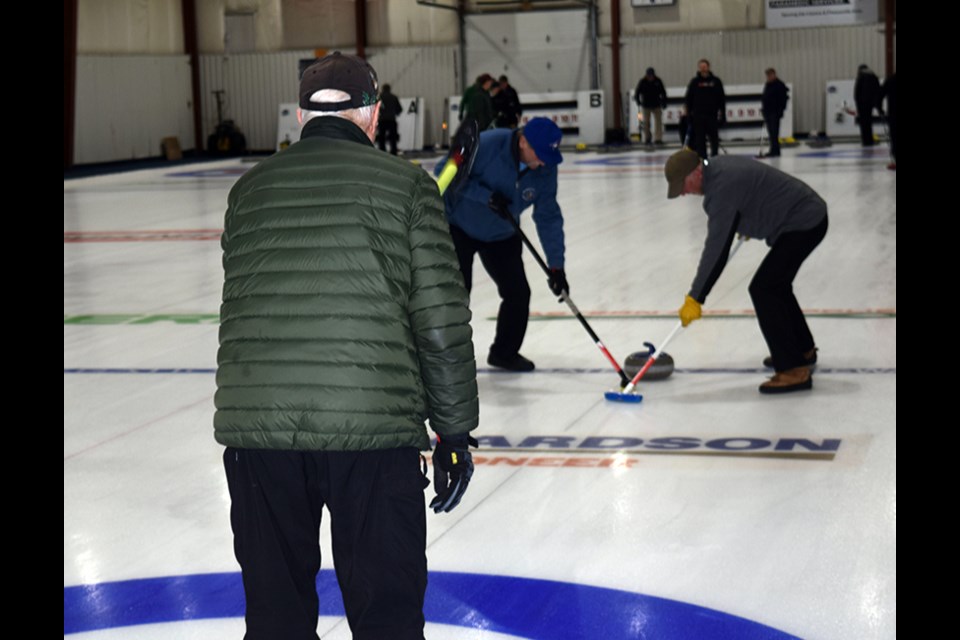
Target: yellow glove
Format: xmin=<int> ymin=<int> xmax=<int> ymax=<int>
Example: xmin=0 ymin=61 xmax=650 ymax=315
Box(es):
xmin=679 ymin=295 xmax=702 ymax=327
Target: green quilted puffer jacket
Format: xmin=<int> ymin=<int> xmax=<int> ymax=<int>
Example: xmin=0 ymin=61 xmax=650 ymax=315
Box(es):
xmin=214 ymin=117 xmax=479 ymax=451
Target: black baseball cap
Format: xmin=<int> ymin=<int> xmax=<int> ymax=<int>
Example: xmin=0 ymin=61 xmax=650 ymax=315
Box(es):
xmin=299 ymin=52 xmax=380 ymax=112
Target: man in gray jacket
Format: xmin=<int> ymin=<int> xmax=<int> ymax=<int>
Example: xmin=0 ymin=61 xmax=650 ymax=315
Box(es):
xmin=664 ymin=149 xmax=828 ymax=393
xmin=216 ymin=52 xmax=479 ymax=640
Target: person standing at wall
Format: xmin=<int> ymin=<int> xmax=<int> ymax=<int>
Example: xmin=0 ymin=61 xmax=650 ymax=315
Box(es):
xmin=635 ymin=67 xmax=667 ymax=147
xmin=854 ymin=64 xmax=881 ymax=147
xmin=758 ymin=68 xmax=789 ymax=158
xmin=377 ymin=83 xmax=403 ymax=155
xmin=461 ymin=73 xmax=495 ymax=131
xmin=493 ymin=75 xmax=522 ymax=129
xmin=684 ymin=59 xmax=726 ymax=158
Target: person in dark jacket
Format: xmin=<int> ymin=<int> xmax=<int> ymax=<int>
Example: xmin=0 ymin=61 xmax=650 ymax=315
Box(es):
xmin=759 ymin=68 xmax=789 ymax=158
xmin=685 ymin=59 xmax=726 ymax=158
xmin=217 ymin=52 xmax=479 ymax=640
xmin=635 ymin=67 xmax=668 ymax=146
xmin=461 ymin=73 xmax=495 ymax=131
xmin=437 ymin=117 xmax=568 ymax=372
xmin=376 ymin=83 xmax=403 ymax=155
xmin=493 ymin=75 xmax=523 ymax=128
xmin=665 ymin=149 xmax=828 ymax=394
xmin=854 ymin=64 xmax=882 ymax=146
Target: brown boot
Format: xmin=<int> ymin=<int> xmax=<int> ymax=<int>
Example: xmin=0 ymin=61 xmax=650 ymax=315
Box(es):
xmin=759 ymin=366 xmax=812 ymax=394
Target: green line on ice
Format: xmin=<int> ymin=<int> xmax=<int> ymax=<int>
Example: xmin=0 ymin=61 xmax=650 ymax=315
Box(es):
xmin=64 ymin=314 xmax=219 ymax=325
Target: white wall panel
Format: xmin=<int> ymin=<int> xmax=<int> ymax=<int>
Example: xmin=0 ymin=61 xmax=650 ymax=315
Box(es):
xmin=613 ymin=0 xmax=765 ymax=36
xmin=78 ymin=0 xmax=183 ymax=54
xmin=466 ymin=10 xmax=592 ymax=94
xmin=200 ymin=50 xmax=311 ymax=151
xmin=74 ymin=55 xmax=193 ymax=164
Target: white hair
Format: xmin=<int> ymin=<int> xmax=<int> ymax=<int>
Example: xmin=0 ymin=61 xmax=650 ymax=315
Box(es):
xmin=300 ymin=89 xmax=378 ymax=132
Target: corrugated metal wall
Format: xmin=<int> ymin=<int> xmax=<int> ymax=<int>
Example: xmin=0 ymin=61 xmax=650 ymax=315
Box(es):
xmin=367 ymin=45 xmax=459 ymax=148
xmin=605 ymin=24 xmax=886 ymax=134
xmin=73 ymin=25 xmax=888 ymax=162
xmin=199 ymin=46 xmax=457 ymax=151
xmin=199 ymin=50 xmax=311 ymax=153
xmin=75 ymin=55 xmax=193 ymax=164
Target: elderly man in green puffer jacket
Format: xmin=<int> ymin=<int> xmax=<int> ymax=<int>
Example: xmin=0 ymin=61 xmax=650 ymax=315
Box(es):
xmin=215 ymin=52 xmax=479 ymax=640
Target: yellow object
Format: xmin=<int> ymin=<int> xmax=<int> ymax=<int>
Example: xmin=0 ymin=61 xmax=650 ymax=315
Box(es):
xmin=436 ymin=159 xmax=458 ymax=194
xmin=451 ymin=452 xmax=459 ymax=465
xmin=679 ymin=295 xmax=702 ymax=327
xmin=576 ymin=142 xmax=587 ymax=151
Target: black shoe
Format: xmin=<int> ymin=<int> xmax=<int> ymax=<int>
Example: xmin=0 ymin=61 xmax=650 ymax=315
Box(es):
xmin=655 ymin=140 xmax=665 ymax=145
xmin=487 ymin=352 xmax=535 ymax=372
xmin=763 ymin=348 xmax=818 ymax=369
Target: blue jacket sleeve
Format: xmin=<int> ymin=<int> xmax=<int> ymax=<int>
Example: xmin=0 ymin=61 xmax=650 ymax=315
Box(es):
xmin=531 ymin=170 xmax=565 ymax=268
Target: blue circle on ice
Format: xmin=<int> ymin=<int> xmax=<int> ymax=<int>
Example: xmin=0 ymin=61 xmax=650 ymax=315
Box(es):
xmin=64 ymin=570 xmax=799 ymax=638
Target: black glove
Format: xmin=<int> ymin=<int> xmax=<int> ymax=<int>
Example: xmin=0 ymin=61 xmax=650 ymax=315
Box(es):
xmin=488 ymin=192 xmax=512 ymax=220
xmin=548 ymin=268 xmax=569 ymax=298
xmin=429 ymin=433 xmax=479 ymax=513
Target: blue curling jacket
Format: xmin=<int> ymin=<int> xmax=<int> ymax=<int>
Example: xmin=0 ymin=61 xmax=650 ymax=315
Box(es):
xmin=438 ymin=128 xmax=565 ymax=268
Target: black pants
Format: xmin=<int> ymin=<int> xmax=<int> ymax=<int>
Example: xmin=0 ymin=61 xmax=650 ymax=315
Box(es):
xmin=449 ymin=224 xmax=530 ymax=359
xmin=886 ymin=113 xmax=896 ymax=162
xmin=224 ymin=447 xmax=429 ymax=640
xmin=378 ymin=121 xmax=399 ymax=155
xmin=856 ymin=104 xmax=874 ymax=146
xmin=692 ymin=114 xmax=720 ymax=158
xmin=749 ymin=213 xmax=828 ymax=372
xmin=764 ymin=114 xmax=781 ymax=155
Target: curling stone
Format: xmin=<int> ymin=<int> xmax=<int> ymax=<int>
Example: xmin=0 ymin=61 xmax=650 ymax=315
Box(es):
xmin=624 ymin=344 xmax=675 ymax=381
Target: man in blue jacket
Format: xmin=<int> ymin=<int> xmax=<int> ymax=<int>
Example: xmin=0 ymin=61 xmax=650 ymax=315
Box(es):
xmin=440 ymin=117 xmax=567 ymax=372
